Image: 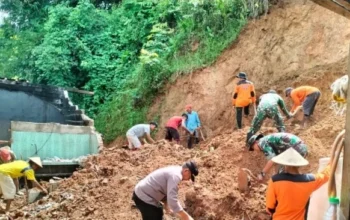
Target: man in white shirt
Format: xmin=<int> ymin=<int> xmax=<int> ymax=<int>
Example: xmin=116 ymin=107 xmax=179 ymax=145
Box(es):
xmin=126 ymin=122 xmax=157 ymax=150
xmin=133 ymin=160 xmax=198 ymax=220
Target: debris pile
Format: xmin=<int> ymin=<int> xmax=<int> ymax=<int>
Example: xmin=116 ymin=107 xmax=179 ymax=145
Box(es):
xmin=7 ymin=137 xmax=270 ymax=220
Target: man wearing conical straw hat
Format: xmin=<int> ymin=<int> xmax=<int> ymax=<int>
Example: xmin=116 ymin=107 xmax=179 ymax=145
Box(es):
xmin=0 ymin=157 xmax=47 ymax=213
xmin=266 ymin=148 xmax=331 ymax=219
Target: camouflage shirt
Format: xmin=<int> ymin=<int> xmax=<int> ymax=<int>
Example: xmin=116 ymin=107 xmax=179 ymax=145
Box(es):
xmin=258 ymin=93 xmax=290 ymax=117
xmin=258 ymin=133 xmax=308 ymax=160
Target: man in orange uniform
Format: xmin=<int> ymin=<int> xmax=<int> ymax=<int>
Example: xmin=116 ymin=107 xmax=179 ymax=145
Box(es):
xmin=285 ymin=86 xmax=321 ymax=127
xmin=232 ymin=72 xmax=256 ymax=129
xmin=266 ymin=148 xmax=331 ymax=220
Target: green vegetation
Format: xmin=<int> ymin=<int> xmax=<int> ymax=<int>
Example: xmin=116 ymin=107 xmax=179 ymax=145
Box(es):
xmin=0 ymin=0 xmax=269 ymax=142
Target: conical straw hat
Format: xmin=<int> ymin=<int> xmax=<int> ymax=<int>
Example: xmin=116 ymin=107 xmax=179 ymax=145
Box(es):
xmin=271 ymin=148 xmax=309 ymax=166
xmin=29 ymin=157 xmax=43 ymax=168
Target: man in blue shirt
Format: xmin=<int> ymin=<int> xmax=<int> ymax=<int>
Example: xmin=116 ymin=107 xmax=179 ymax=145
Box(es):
xmin=185 ymin=105 xmax=201 ymax=149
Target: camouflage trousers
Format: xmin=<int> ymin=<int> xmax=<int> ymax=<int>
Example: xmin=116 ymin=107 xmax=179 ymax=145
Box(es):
xmin=247 ymin=106 xmax=285 ymax=139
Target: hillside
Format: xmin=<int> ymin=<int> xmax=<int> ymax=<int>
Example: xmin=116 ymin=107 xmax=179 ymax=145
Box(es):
xmin=149 ymin=0 xmax=350 ymax=138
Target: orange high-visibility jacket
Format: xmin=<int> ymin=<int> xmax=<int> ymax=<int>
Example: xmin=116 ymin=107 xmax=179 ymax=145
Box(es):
xmin=266 ymin=165 xmax=330 ymax=220
xmin=290 ymin=86 xmax=320 ymax=112
xmin=232 ymin=80 xmax=256 ymax=107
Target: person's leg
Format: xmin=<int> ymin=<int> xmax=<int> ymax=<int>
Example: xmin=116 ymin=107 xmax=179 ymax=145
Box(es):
xmin=243 ymin=105 xmax=250 ymax=117
xmin=13 ymin=178 xmax=20 ymax=195
xmin=194 ymin=130 xmax=200 ymax=144
xmin=165 ymin=127 xmax=172 ymax=142
xmin=129 ymin=135 xmax=142 ymax=150
xmin=246 ymin=109 xmax=266 ymax=143
xmin=309 ymin=91 xmax=321 ymax=116
xmin=127 ymin=135 xmax=134 ymax=149
xmin=169 ymin=128 xmax=180 ymax=144
xmin=302 ymin=95 xmax=314 ymax=127
xmin=133 ymin=192 xmax=163 ymax=220
xmin=0 ymin=174 xmax=16 ymax=212
xmin=272 ymin=110 xmax=286 ymax=132
xmin=187 ymin=132 xmax=195 ymax=149
xmin=236 ymin=107 xmax=243 ymax=129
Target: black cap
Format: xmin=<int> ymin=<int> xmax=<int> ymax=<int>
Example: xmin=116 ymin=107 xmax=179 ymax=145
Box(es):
xmin=184 ymin=160 xmax=199 ymax=182
xmin=150 ymin=121 xmax=158 ymax=128
xmin=236 ymin=72 xmax=247 ymax=79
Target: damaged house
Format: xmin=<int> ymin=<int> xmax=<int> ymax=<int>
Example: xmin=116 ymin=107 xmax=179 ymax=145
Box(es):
xmin=0 ymin=78 xmax=102 ymax=177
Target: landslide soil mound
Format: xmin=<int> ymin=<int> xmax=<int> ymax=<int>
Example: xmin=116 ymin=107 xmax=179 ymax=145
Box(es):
xmin=6 ymin=0 xmax=350 ymax=219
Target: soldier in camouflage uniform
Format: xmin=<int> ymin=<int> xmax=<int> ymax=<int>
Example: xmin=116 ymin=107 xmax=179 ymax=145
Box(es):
xmin=247 ymin=132 xmax=308 ymax=180
xmin=246 ymin=90 xmax=292 ymax=143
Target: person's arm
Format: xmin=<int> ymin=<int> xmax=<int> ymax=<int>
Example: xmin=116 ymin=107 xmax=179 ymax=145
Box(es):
xmin=13 ymin=178 xmax=19 ymax=193
xmin=195 ymin=113 xmax=201 ymax=129
xmin=277 ymin=97 xmax=291 ymax=118
xmin=266 ymin=179 xmax=277 ymax=215
xmin=25 ymin=170 xmax=48 ymax=194
xmin=251 ymin=84 xmax=257 ymax=115
xmin=250 ymin=84 xmax=257 ymax=104
xmin=232 ymin=85 xmax=239 ymax=106
xmin=31 ymin=180 xmax=48 ymax=194
xmin=290 ymin=92 xmax=301 ymax=113
xmin=258 ymin=144 xmax=276 ymax=180
xmin=166 ymin=176 xmax=192 ymax=220
xmin=146 ymin=133 xmax=155 ymax=144
xmin=309 ymin=164 xmax=332 ymax=190
xmin=177 ymin=210 xmax=194 ymax=220
xmin=181 ymin=119 xmax=192 ymax=134
xmin=142 ymin=138 xmax=149 ymax=144
xmin=262 ymin=160 xmax=274 ymax=174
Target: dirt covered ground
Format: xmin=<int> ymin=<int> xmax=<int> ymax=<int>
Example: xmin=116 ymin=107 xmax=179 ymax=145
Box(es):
xmin=8 ymin=112 xmax=345 ymax=220
xmin=4 ymin=0 xmax=350 ymax=219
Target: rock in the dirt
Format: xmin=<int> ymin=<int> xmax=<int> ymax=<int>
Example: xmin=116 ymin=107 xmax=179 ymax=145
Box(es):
xmin=101 ymin=178 xmax=109 ymax=185
xmin=119 ymin=177 xmax=129 ymax=184
xmin=61 ymin=193 xmax=74 ymax=200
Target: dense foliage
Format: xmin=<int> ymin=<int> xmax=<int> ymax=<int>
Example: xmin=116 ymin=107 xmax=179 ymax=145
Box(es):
xmin=0 ymin=0 xmax=269 ymax=141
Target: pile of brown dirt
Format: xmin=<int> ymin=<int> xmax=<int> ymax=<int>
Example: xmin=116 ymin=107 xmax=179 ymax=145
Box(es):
xmin=9 ymin=108 xmax=344 ymax=219
xmin=9 ymin=137 xmax=273 ymax=220
xmin=4 ymin=0 xmax=349 ymax=219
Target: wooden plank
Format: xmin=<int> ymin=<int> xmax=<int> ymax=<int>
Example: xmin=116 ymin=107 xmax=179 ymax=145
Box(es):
xmin=310 ymin=0 xmax=350 ymax=20
xmin=340 ymin=43 xmax=350 ymax=219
